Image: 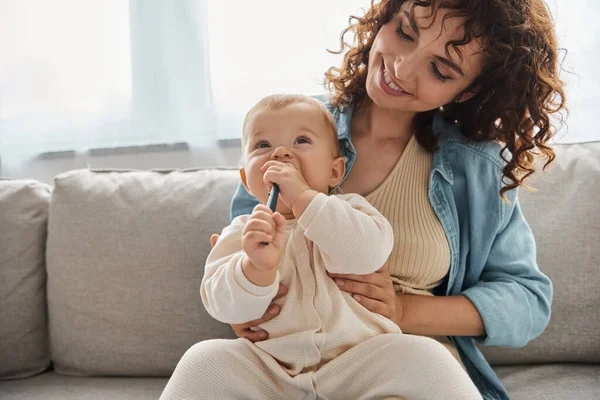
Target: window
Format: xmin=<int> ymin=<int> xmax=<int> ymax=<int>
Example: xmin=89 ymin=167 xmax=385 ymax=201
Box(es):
xmin=206 ymin=0 xmax=599 ymax=143
xmin=206 ymin=0 xmax=367 ymax=139
xmin=0 ymin=0 xmax=213 ymax=158
xmin=0 ymin=0 xmax=596 ymax=162
xmin=548 ymin=0 xmax=600 ymax=143
xmin=0 ymin=0 xmax=133 ymax=153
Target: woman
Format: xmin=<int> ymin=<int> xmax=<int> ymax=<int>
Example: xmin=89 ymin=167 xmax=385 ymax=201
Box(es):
xmin=175 ymin=0 xmax=564 ymax=398
xmin=228 ymin=0 xmax=564 ymax=397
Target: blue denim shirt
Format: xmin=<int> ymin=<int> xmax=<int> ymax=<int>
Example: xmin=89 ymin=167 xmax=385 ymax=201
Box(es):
xmin=230 ymin=96 xmax=553 ymax=400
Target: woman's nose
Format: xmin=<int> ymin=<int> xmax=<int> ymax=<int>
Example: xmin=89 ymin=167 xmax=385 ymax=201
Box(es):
xmin=271 ymin=146 xmax=291 ymax=159
xmin=393 ymin=53 xmax=417 ymax=81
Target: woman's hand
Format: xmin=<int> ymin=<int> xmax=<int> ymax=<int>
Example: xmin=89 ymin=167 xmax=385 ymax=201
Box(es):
xmin=327 ymin=263 xmax=403 ymax=325
xmin=209 ymin=233 xmax=289 ymax=342
xmin=229 ymin=283 xmax=288 ymax=341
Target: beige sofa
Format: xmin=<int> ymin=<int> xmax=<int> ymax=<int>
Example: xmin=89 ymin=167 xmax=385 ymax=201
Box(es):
xmin=1 ymin=141 xmax=599 ymax=400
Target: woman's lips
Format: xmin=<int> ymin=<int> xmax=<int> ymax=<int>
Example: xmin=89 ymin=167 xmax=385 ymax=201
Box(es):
xmin=380 ymin=61 xmax=412 ymax=97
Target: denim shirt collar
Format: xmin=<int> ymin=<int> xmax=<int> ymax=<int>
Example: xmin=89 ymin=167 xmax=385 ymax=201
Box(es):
xmin=332 ymin=100 xmax=454 ymax=186
xmin=431 ymin=113 xmax=455 ymax=185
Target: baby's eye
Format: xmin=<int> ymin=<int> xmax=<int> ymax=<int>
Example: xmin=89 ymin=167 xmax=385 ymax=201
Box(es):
xmin=295 ymin=136 xmax=311 ymax=145
xmin=254 ymin=141 xmax=270 ymax=149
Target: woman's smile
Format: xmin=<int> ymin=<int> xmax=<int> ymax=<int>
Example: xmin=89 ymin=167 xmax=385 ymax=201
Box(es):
xmin=380 ymin=60 xmax=412 ymax=97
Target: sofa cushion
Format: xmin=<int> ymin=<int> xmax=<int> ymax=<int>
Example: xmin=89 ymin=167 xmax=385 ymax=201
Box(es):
xmin=46 ymin=169 xmax=238 ymax=376
xmin=0 ymin=366 xmax=597 ymax=400
xmin=0 ymin=371 xmax=168 ymax=400
xmin=493 ymin=364 xmax=600 ymax=400
xmin=481 ymin=141 xmax=600 ymax=364
xmin=0 ymin=179 xmax=52 ymax=379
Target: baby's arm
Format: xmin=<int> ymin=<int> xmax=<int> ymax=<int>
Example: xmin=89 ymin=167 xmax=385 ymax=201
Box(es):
xmin=298 ymin=193 xmax=393 ymax=275
xmin=200 ymin=216 xmax=280 ymax=324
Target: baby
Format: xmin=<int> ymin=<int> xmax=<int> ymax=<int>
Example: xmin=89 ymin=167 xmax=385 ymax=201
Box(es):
xmin=200 ymin=94 xmax=400 ymax=377
xmin=160 ymin=94 xmax=483 ymax=399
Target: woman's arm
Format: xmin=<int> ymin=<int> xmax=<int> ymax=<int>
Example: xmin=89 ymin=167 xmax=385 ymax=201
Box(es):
xmin=460 ymin=192 xmax=552 ymax=347
xmin=398 ymin=295 xmax=485 ymax=337
xmin=328 ymin=267 xmax=485 ymax=336
xmin=332 ymin=189 xmax=552 ymax=343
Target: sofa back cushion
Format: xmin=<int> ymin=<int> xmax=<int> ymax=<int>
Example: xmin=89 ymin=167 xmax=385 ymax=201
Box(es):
xmin=46 ymin=169 xmax=238 ymax=376
xmin=481 ymin=141 xmax=600 ymax=365
xmin=0 ymin=180 xmax=51 ymax=379
xmin=43 ymin=141 xmax=600 ymax=374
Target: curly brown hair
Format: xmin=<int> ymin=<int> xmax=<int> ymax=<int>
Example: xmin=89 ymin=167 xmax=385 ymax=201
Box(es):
xmin=324 ymin=0 xmax=567 ymax=198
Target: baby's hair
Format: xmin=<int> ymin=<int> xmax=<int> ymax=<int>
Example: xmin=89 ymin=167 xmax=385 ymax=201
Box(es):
xmin=242 ymin=94 xmax=338 ymax=152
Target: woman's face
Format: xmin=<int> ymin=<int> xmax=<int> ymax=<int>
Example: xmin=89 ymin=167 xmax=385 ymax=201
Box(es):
xmin=366 ymin=3 xmax=486 ymax=113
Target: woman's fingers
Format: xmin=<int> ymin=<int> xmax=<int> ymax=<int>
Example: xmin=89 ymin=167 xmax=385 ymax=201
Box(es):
xmin=334 ymin=278 xmax=388 ymax=301
xmin=328 ymin=271 xmax=382 ymax=287
xmin=351 ymin=293 xmax=389 ymax=316
xmin=327 ymin=263 xmax=390 ymax=287
xmin=210 ymin=234 xmax=219 ymax=248
xmin=236 ymin=304 xmax=280 ymax=329
xmin=235 ymin=328 xmax=269 ymax=342
xmin=328 ymin=264 xmax=397 ymax=321
xmin=231 ymin=283 xmax=288 ymax=342
xmin=273 ymin=282 xmax=288 ymax=300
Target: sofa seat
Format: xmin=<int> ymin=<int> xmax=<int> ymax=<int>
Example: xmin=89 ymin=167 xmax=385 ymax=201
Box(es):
xmin=495 ymin=364 xmax=600 ymax=400
xmin=0 ymin=372 xmax=168 ymax=400
xmin=1 ymin=141 xmax=598 ymax=399
xmin=1 ymin=365 xmax=598 ymax=399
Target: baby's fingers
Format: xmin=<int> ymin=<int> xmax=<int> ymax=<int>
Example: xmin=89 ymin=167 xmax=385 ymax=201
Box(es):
xmin=253 ymin=204 xmax=274 ymax=215
xmin=272 ymin=212 xmax=287 ymax=247
xmin=272 ymin=212 xmax=286 ymax=233
xmin=243 ymin=230 xmax=273 ymax=246
xmin=245 ymin=218 xmax=274 ymax=236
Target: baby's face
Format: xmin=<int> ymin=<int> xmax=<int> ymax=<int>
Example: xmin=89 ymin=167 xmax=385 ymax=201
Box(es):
xmin=242 ymin=102 xmax=341 ymax=208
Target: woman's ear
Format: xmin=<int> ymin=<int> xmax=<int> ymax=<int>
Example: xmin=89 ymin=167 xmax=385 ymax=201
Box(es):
xmin=455 ymin=90 xmax=477 ymax=103
xmin=455 ymin=82 xmax=482 ymax=103
xmin=328 ymin=156 xmax=346 ymax=188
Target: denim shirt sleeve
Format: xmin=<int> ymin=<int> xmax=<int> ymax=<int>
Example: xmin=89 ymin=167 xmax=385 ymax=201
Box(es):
xmin=230 ymin=182 xmax=260 ymax=221
xmin=462 ymin=187 xmax=553 ymax=347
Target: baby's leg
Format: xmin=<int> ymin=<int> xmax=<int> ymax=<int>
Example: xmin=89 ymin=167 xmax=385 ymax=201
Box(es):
xmin=160 ymin=338 xmax=316 ymax=400
xmin=314 ymin=333 xmax=482 ymax=400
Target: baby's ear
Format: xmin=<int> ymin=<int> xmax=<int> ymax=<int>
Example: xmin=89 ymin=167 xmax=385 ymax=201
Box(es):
xmin=328 ymin=156 xmax=346 ymax=188
xmin=239 ymin=168 xmax=251 ymax=194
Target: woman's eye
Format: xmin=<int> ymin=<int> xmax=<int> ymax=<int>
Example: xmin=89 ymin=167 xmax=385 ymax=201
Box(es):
xmin=295 ymin=136 xmax=311 ymax=144
xmin=254 ymin=141 xmax=270 ymax=149
xmin=396 ymin=21 xmax=414 ymax=42
xmin=430 ymin=62 xmax=451 ymax=83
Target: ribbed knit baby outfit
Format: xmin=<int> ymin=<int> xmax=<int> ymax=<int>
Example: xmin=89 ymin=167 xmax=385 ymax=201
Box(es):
xmin=160 ymin=190 xmax=481 ymax=399
xmin=201 ymin=192 xmax=400 ymax=375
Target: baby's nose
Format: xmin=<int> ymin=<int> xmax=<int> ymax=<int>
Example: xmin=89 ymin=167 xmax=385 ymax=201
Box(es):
xmin=271 ymin=146 xmax=292 ymax=159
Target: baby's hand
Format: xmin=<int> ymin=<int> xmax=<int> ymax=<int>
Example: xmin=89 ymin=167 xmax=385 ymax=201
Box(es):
xmin=261 ymin=161 xmax=312 ymax=209
xmin=242 ymin=204 xmax=286 ymax=271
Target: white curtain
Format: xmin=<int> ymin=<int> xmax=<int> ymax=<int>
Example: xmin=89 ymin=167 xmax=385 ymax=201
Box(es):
xmin=129 ymin=0 xmax=214 ymax=146
xmin=0 ymin=0 xmax=213 ymax=166
xmin=0 ymin=0 xmax=597 ymax=169
xmin=205 ymin=0 xmax=368 ymax=140
xmin=548 ymin=0 xmax=600 ymax=143
xmin=206 ymin=0 xmax=599 ymax=144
